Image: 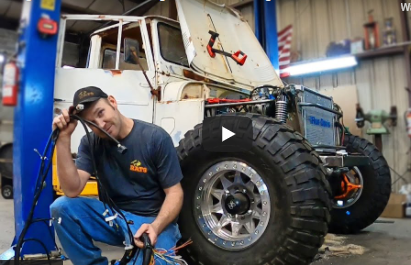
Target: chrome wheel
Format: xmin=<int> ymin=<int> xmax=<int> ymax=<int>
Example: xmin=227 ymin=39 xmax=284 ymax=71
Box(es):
xmin=194 ymin=161 xmax=271 ymax=250
xmin=333 ymin=166 xmax=364 ymax=209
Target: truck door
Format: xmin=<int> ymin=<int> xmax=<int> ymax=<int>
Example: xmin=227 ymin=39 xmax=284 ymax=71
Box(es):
xmin=54 ymin=15 xmax=156 ymax=152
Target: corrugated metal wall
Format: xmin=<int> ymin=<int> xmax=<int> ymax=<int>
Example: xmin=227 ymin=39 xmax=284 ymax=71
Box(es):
xmin=276 ymin=0 xmax=411 ymax=192
xmin=212 ymin=0 xmax=411 ymax=192
xmin=147 ymin=0 xmax=411 ymax=191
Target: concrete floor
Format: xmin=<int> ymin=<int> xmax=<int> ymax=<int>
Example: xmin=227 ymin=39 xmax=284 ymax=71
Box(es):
xmin=1 ymin=196 xmax=410 ymax=265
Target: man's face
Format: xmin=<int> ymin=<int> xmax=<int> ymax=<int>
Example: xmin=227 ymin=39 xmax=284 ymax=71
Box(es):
xmin=81 ymin=96 xmax=121 ymax=139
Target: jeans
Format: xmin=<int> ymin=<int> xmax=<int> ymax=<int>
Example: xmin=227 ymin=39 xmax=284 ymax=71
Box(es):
xmin=50 ymin=196 xmax=182 ymax=265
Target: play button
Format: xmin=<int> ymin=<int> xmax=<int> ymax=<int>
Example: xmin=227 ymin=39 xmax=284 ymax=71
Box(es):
xmin=222 ymin=127 xmax=235 ymax=142
xmin=202 ymin=115 xmax=253 ymax=152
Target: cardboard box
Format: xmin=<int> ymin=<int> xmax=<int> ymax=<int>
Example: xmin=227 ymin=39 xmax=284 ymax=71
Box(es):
xmin=380 ymin=193 xmax=406 ymax=218
xmin=350 ymin=39 xmax=364 ymax=54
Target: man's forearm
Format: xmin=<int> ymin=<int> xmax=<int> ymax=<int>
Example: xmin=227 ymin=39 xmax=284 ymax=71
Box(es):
xmin=56 ymin=137 xmax=82 ymax=196
xmin=152 ymin=189 xmax=183 ymax=234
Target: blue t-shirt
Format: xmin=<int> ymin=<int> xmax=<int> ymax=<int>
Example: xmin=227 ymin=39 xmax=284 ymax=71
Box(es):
xmin=75 ymin=119 xmax=183 ymax=216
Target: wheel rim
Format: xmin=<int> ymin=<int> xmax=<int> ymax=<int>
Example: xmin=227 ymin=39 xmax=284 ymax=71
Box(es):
xmin=333 ymin=166 xmax=364 ymax=209
xmin=194 ymin=161 xmax=271 ymax=250
xmin=3 ymin=187 xmax=12 ymax=198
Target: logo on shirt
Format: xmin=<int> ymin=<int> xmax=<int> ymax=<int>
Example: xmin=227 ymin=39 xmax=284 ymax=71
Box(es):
xmin=130 ymin=160 xmax=148 ymax=173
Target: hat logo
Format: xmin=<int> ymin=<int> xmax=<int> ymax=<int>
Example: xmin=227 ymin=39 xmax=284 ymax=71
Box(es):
xmin=79 ymin=91 xmax=95 ymax=99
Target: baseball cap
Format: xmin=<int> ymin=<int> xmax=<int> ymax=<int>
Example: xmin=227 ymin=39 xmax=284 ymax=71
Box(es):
xmin=70 ymin=86 xmax=108 ymax=114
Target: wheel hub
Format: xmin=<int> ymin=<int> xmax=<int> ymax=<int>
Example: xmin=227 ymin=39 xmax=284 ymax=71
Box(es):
xmin=334 ymin=174 xmax=362 ymax=200
xmin=332 ymin=166 xmax=364 ymax=209
xmin=3 ymin=189 xmax=11 ymax=198
xmin=224 ymin=192 xmax=250 ymax=215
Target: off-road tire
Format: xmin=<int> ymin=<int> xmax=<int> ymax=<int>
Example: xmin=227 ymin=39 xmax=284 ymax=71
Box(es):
xmin=176 ymin=113 xmax=331 ymax=265
xmin=329 ymin=134 xmax=391 ymax=234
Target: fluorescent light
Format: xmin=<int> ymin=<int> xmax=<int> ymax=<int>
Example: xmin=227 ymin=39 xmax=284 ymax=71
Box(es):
xmin=62 ymin=65 xmax=74 ymax=69
xmin=282 ymin=56 xmax=357 ymax=76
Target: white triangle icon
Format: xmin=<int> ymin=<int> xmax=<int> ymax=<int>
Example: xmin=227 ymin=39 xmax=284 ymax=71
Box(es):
xmin=222 ymin=127 xmax=236 ymax=142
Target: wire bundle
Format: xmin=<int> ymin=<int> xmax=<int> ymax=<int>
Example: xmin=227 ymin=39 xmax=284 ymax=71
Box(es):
xmin=152 ymin=239 xmax=193 ymax=265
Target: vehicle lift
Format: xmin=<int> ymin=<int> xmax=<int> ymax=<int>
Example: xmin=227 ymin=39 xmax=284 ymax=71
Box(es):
xmin=0 ymin=0 xmax=279 ymax=261
xmin=0 ymin=0 xmax=62 ymax=260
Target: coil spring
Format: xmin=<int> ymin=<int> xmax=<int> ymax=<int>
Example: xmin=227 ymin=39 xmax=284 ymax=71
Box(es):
xmin=275 ymin=99 xmax=288 ymax=123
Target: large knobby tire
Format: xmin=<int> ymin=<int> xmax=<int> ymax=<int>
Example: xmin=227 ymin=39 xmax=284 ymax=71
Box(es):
xmin=176 ymin=113 xmax=331 ymax=265
xmin=329 ymin=134 xmax=391 ymax=234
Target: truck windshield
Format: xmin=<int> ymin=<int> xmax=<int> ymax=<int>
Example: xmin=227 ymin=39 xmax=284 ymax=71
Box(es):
xmin=157 ymin=22 xmax=189 ymax=67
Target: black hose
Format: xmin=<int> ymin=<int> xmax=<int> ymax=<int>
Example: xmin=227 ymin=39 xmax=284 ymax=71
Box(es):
xmin=70 ymin=115 xmax=135 ymax=246
xmin=141 ymin=233 xmax=153 ymax=265
xmin=21 ymin=238 xmax=52 ymax=265
xmin=14 ymin=130 xmax=59 ymax=264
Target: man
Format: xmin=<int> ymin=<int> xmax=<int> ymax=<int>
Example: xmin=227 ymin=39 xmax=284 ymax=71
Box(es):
xmin=51 ymin=86 xmax=184 ymax=265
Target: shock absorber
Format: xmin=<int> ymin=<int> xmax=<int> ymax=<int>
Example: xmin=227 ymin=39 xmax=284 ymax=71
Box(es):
xmin=275 ymin=94 xmax=288 ymax=123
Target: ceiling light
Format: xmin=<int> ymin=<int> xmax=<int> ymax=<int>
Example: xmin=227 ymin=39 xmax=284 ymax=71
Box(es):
xmin=281 ymin=56 xmax=358 ymax=77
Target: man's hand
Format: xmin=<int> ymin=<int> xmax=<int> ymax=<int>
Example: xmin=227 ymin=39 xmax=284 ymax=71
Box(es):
xmin=134 ymin=223 xmax=159 ymax=248
xmin=52 ymin=109 xmax=78 ymax=138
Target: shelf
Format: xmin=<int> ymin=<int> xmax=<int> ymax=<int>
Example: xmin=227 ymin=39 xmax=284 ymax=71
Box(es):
xmin=355 ymin=42 xmax=411 ymax=60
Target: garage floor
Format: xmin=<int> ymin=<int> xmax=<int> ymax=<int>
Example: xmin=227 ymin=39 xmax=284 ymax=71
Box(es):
xmin=1 ymin=196 xmax=410 ymax=265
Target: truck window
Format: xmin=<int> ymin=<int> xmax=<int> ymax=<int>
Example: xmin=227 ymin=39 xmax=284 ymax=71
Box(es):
xmin=158 ymin=23 xmax=189 ymax=67
xmin=99 ymin=22 xmax=149 ymax=71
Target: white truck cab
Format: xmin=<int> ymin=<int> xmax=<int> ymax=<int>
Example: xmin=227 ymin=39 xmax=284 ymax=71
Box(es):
xmin=54 ymin=0 xmax=283 ymax=151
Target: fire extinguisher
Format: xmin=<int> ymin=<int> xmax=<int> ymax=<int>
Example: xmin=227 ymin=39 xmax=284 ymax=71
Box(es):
xmin=2 ymin=60 xmax=19 ymax=106
xmin=406 ymin=109 xmax=411 ymax=138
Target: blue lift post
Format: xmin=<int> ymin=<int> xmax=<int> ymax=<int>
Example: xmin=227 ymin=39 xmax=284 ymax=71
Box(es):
xmin=254 ymin=0 xmax=279 ymax=73
xmin=12 ymin=0 xmax=61 ymax=257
